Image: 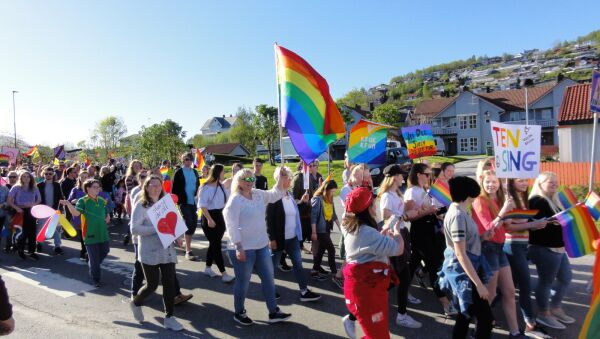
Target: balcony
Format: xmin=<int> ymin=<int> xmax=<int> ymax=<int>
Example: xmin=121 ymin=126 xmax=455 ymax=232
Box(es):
xmin=501 ymin=120 xmax=555 ymax=128
xmin=432 ymin=126 xmax=457 ymax=135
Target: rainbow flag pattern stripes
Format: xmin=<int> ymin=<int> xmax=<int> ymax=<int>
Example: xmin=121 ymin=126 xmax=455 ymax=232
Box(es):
xmin=555 ymin=203 xmax=600 ymax=258
xmin=558 ymin=186 xmax=579 ymax=209
xmin=429 ymin=180 xmax=452 ymax=207
xmin=579 ymin=295 xmax=600 ymax=339
xmin=0 ymin=154 xmax=8 ymax=167
xmin=159 ymin=167 xmax=169 ymax=179
xmin=347 ymin=119 xmax=390 ymax=166
xmin=585 ymin=191 xmax=600 ymax=220
xmin=500 ymin=209 xmax=539 ymax=220
xmin=275 ymin=45 xmax=346 ymax=164
xmin=194 ymin=148 xmax=205 ymax=169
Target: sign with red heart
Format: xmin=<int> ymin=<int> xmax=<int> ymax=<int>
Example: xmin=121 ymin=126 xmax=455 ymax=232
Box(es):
xmin=147 ymin=194 xmax=187 ymax=248
xmin=157 ymin=211 xmax=178 ymax=236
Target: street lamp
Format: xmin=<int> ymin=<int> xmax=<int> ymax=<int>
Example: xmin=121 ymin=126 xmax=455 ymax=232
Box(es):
xmin=12 ymin=91 xmax=18 ymax=148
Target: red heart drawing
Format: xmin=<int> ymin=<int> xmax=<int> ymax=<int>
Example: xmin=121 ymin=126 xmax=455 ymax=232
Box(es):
xmin=157 ymin=211 xmax=178 ymax=237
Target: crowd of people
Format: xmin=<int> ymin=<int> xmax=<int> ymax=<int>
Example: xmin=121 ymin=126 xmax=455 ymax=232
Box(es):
xmin=0 ymin=154 xmax=580 ymax=338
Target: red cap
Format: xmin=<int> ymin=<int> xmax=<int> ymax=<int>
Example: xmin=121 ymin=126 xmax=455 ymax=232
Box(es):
xmin=345 ymin=186 xmax=373 ymax=214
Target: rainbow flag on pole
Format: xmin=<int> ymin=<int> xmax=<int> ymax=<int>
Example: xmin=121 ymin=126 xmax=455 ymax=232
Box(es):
xmin=558 ymin=186 xmax=579 ymax=210
xmin=275 ymin=45 xmax=346 ymax=164
xmin=194 ymin=148 xmax=205 ymax=169
xmin=585 ymin=191 xmax=600 ymax=220
xmin=347 ymin=119 xmax=390 ymax=166
xmin=429 ymin=180 xmax=452 ymax=207
xmin=555 ymin=203 xmax=600 ymax=258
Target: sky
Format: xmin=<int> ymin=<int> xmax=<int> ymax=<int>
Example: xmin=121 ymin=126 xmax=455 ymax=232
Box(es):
xmin=1 ymin=0 xmax=599 ymax=148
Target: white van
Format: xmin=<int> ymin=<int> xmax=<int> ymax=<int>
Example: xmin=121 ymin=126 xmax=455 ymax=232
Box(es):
xmin=434 ymin=137 xmax=446 ymax=156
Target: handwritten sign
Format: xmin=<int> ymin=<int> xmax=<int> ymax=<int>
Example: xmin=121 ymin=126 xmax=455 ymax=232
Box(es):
xmin=490 ymin=121 xmax=541 ymax=179
xmin=1 ymin=146 xmax=19 ymax=165
xmin=147 ymin=194 xmax=187 ymax=248
xmin=591 ymin=70 xmax=600 ymax=114
xmin=348 ymin=119 xmax=389 ymax=166
xmin=401 ymin=124 xmax=437 ymax=159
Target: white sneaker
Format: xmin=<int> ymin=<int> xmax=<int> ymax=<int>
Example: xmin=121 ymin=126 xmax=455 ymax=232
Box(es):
xmin=536 ymin=315 xmax=566 ymax=330
xmin=164 ymin=316 xmax=183 ymax=331
xmin=129 ymin=301 xmax=144 ymax=323
xmin=550 ymin=308 xmax=575 ymax=324
xmin=341 ymin=314 xmax=356 ymax=339
xmin=204 ymin=267 xmax=218 ymax=278
xmin=444 ymin=303 xmax=458 ymax=316
xmin=396 ymin=313 xmax=422 ymax=328
xmin=221 ymin=272 xmax=235 ymax=283
xmin=408 ymin=293 xmax=422 ymax=304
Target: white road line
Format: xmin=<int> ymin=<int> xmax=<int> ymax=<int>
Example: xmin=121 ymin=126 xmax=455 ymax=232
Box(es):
xmin=3 ymin=267 xmax=95 ymax=298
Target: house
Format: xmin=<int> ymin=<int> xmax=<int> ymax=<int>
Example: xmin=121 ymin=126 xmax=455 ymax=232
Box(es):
xmin=203 ymin=143 xmax=251 ymax=157
xmin=200 ymin=115 xmax=238 ymax=135
xmin=557 ymin=83 xmax=600 ymax=162
xmin=409 ymin=80 xmax=575 ymax=155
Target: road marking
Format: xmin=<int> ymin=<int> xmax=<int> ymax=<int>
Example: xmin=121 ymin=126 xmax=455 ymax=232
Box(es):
xmin=66 ymin=258 xmax=134 ymax=278
xmin=3 ymin=267 xmax=95 ymax=298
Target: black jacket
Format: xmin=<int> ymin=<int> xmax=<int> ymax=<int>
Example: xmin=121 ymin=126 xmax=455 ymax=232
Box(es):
xmin=37 ymin=181 xmax=64 ymax=210
xmin=266 ymin=195 xmax=301 ymax=251
xmin=172 ymin=167 xmax=199 ymax=205
xmin=529 ymin=195 xmax=564 ymax=248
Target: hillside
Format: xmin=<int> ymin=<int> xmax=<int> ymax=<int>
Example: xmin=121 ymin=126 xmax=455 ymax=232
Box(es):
xmin=337 ymin=29 xmax=600 ymax=112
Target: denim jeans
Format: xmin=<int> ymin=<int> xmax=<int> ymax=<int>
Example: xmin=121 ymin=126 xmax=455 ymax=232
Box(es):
xmin=271 ymin=237 xmax=307 ymax=291
xmin=85 ymin=241 xmax=110 ymax=283
xmin=228 ymin=246 xmax=277 ymax=314
xmin=36 ymin=218 xmax=62 ymax=247
xmin=528 ymin=244 xmax=572 ymax=311
xmin=503 ymin=242 xmax=535 ymax=323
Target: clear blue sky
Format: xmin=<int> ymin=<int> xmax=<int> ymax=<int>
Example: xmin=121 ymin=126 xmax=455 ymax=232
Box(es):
xmin=1 ymin=0 xmax=599 ymax=147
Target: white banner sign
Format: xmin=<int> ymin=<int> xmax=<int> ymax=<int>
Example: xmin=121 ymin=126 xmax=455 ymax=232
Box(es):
xmin=146 ymin=194 xmax=187 ymax=249
xmin=490 ymin=121 xmax=541 ymax=179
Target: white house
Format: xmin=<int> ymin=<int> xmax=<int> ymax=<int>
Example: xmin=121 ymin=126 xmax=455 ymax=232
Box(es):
xmin=200 ymin=115 xmax=238 ymax=135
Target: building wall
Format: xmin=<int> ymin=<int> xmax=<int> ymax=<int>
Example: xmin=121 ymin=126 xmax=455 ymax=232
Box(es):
xmin=230 ymin=145 xmax=250 ymax=157
xmin=558 ymin=124 xmax=600 ymax=162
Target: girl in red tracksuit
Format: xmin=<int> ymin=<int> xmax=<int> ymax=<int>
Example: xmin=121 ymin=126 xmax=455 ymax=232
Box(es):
xmin=341 ymin=186 xmax=404 ymax=339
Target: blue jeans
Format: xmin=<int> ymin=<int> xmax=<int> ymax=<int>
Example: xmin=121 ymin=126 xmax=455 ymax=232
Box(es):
xmin=503 ymin=242 xmax=535 ymax=322
xmin=36 ymin=218 xmax=62 ymax=247
xmin=528 ymin=245 xmax=572 ymax=311
xmin=86 ymin=241 xmax=110 ymax=283
xmin=271 ymin=238 xmax=308 ymax=291
xmin=228 ymin=246 xmax=277 ymax=314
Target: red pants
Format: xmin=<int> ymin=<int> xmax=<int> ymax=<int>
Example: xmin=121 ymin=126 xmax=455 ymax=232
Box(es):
xmin=343 ymin=261 xmax=397 ymax=339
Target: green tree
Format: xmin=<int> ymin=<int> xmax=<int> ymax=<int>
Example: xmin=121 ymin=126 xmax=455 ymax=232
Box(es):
xmin=372 ymin=103 xmax=402 ymax=128
xmin=336 ymin=88 xmax=369 ymax=110
xmin=136 ymin=119 xmax=187 ymax=166
xmin=422 ymin=83 xmax=432 ymax=99
xmin=91 ymin=116 xmax=127 ymax=161
xmin=253 ymin=104 xmax=279 ymax=165
xmin=228 ymin=107 xmax=257 ymax=157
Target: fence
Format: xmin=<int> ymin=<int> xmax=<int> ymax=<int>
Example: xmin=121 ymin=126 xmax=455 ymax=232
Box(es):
xmin=539 ymin=162 xmax=600 ymax=186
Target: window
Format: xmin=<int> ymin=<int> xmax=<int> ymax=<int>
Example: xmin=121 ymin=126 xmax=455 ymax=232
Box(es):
xmin=486 ymin=140 xmax=492 ymax=147
xmin=460 ymin=138 xmax=469 ymax=152
xmin=469 ymin=137 xmax=479 ymax=152
xmin=458 ymin=114 xmax=477 ymax=129
xmin=460 ymin=137 xmax=479 ymax=153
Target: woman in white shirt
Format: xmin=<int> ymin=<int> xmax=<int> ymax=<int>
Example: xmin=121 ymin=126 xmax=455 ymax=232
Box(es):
xmin=223 ymin=168 xmax=291 ymax=326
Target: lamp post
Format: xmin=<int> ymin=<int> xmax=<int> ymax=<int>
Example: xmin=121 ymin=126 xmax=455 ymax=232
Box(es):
xmin=12 ymin=90 xmax=18 ymax=148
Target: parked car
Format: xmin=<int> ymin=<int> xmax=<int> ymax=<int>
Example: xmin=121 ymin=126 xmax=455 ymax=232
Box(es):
xmin=370 ymin=147 xmax=413 ymax=187
xmin=434 ymin=137 xmax=446 ymax=156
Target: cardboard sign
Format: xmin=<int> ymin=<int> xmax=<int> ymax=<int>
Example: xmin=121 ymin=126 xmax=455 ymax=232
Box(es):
xmin=146 ymin=194 xmax=187 ymax=248
xmin=591 ymin=70 xmax=600 ymax=114
xmin=348 ymin=119 xmax=389 ymax=166
xmin=401 ymin=124 xmax=437 ymax=159
xmin=1 ymin=146 xmax=19 ymax=165
xmin=490 ymin=121 xmax=541 ymax=179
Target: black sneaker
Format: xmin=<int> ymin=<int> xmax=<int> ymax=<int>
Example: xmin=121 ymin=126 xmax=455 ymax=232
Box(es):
xmin=310 ymin=271 xmax=327 ymax=281
xmin=278 ymin=263 xmax=292 ymax=272
xmin=123 ymin=234 xmax=130 ymax=246
xmin=18 ymin=250 xmax=26 ymax=260
xmin=54 ymin=247 xmax=64 ymax=255
xmin=316 ymin=266 xmax=329 ymax=275
xmin=275 ymin=292 xmax=281 ymax=300
xmin=268 ymin=308 xmax=291 ymax=323
xmin=29 ymin=253 xmax=40 ymax=261
xmin=36 ymin=243 xmax=42 ymax=253
xmin=234 ymin=310 xmax=254 ymax=326
xmin=300 ymin=289 xmax=321 ymax=302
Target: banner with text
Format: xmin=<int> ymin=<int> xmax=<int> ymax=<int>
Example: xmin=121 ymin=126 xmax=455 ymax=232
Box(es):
xmin=401 ymin=124 xmax=437 ymax=159
xmin=348 ymin=119 xmax=390 ymax=166
xmin=147 ymin=194 xmax=187 ymax=248
xmin=490 ymin=121 xmax=541 ymax=179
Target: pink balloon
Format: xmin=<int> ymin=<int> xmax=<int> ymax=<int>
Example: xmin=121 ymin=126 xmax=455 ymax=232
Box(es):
xmin=31 ymin=205 xmax=56 ymax=219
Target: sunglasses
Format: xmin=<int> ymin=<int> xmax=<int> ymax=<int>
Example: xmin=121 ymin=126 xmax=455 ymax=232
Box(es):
xmin=241 ymin=177 xmax=256 ymax=183
xmin=8 ymin=176 xmax=17 ymax=179
xmin=420 ymin=172 xmax=431 ymax=177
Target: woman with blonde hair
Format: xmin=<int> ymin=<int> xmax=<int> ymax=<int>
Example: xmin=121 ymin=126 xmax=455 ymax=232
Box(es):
xmin=528 ymin=172 xmax=574 ymax=329
xmin=223 ymin=168 xmax=291 ymax=325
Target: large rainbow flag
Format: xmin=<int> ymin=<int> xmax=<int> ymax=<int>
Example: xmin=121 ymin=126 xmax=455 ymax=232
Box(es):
xmin=347 ymin=119 xmax=390 ymax=166
xmin=275 ymin=45 xmax=345 ymax=164
xmin=555 ymin=203 xmax=600 ymax=258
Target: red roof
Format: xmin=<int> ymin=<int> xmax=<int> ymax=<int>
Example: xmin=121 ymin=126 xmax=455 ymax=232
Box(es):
xmin=558 ymin=83 xmax=594 ymax=125
xmin=414 ymin=97 xmax=456 ymax=117
xmin=203 ymin=143 xmax=248 ymax=155
xmin=477 ymin=84 xmax=555 ymax=111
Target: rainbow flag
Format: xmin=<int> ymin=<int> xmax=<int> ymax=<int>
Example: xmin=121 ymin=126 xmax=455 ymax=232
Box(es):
xmin=0 ymin=153 xmax=8 ymax=166
xmin=194 ymin=148 xmax=205 ymax=169
xmin=159 ymin=166 xmax=169 ymax=179
xmin=500 ymin=209 xmax=540 ymax=220
xmin=429 ymin=180 xmax=452 ymax=207
xmin=585 ymin=191 xmax=600 ymax=220
xmin=580 ymin=296 xmax=600 ymax=338
xmin=558 ymin=186 xmax=579 ymax=209
xmin=555 ymin=203 xmax=600 ymax=258
xmin=347 ymin=119 xmax=391 ymax=167
xmin=275 ymin=45 xmax=346 ymax=164
xmin=24 ymin=145 xmax=40 ymax=161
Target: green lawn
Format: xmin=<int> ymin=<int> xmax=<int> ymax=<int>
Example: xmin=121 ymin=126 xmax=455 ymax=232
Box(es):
xmin=418 ymin=154 xmax=486 ymax=165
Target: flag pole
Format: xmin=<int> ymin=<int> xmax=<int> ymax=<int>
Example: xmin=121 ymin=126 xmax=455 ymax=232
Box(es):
xmin=274 ymin=43 xmax=285 ymax=167
xmin=590 ymin=111 xmax=598 ymax=193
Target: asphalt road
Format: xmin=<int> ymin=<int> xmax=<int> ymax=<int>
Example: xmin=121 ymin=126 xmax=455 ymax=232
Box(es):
xmin=0 ymin=159 xmax=593 ymax=338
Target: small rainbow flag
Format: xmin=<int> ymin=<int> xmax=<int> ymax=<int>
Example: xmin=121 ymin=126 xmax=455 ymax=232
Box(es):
xmin=0 ymin=153 xmax=9 ymax=166
xmin=500 ymin=209 xmax=539 ymax=220
xmin=585 ymin=191 xmax=600 ymax=220
xmin=429 ymin=180 xmax=451 ymax=207
xmin=194 ymin=148 xmax=205 ymax=169
xmin=555 ymin=203 xmax=600 ymax=258
xmin=558 ymin=186 xmax=579 ymax=210
xmin=159 ymin=166 xmax=169 ymax=179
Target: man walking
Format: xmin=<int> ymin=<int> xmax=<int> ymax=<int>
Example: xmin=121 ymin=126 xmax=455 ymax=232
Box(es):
xmin=37 ymin=166 xmax=65 ymax=255
xmin=172 ymin=153 xmax=200 ymax=261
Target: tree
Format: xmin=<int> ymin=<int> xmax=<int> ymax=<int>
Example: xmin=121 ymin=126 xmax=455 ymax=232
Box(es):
xmin=336 ymin=88 xmax=369 ymax=110
xmin=253 ymin=104 xmax=279 ymax=165
xmin=422 ymin=83 xmax=432 ymax=99
xmin=228 ymin=107 xmax=257 ymax=157
xmin=136 ymin=119 xmax=187 ymax=166
xmin=91 ymin=116 xmax=127 ymax=160
xmin=372 ymin=103 xmax=401 ymax=128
